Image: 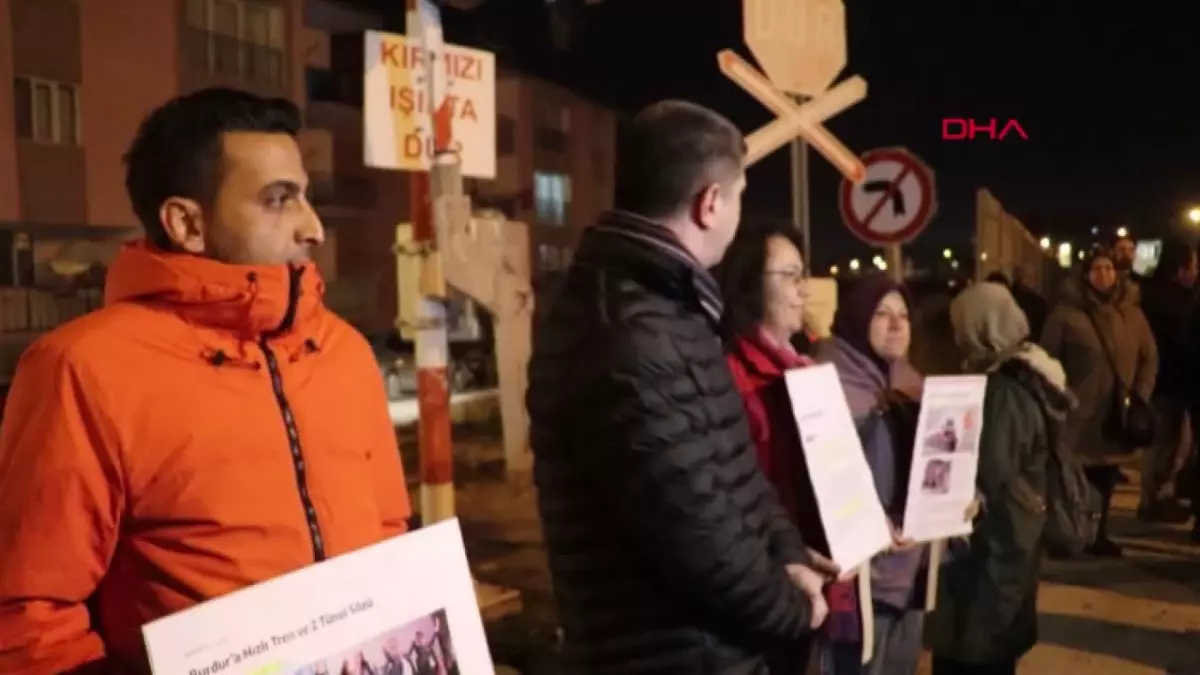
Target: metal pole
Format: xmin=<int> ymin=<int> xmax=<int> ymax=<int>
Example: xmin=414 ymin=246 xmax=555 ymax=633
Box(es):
xmin=790 ymin=94 xmax=811 ymax=269
xmin=885 ymin=244 xmax=904 ymax=283
xmin=408 ymin=0 xmax=455 ymax=526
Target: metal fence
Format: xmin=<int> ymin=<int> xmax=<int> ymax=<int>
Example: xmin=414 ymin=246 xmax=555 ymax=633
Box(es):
xmin=974 ymin=189 xmax=1061 ymax=296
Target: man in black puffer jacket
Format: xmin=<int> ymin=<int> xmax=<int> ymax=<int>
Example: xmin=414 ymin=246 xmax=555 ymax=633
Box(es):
xmin=527 ymin=100 xmax=826 ymax=674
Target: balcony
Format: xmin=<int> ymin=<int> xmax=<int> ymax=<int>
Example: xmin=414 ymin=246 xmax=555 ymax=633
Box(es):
xmin=181 ymin=26 xmax=286 ymax=89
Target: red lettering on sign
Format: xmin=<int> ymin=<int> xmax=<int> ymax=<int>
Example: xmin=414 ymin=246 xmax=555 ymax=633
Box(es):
xmin=389 ymin=86 xmax=478 ymax=121
xmin=401 ymin=133 xmax=465 ymax=160
xmin=379 ymin=41 xmax=402 ymax=67
xmin=379 ymin=41 xmax=484 ymax=81
xmin=941 ymin=118 xmax=1029 ymax=141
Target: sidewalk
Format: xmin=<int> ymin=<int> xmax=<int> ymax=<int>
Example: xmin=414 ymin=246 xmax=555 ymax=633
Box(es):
xmin=1012 ymin=476 xmax=1200 ymax=675
xmin=412 ymin=429 xmax=1200 ymax=674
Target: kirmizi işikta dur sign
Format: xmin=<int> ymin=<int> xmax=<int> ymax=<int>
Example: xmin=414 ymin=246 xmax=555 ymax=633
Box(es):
xmin=362 ymin=30 xmax=497 ymax=179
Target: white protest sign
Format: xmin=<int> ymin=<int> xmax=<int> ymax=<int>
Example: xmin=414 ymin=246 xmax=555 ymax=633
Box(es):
xmin=785 ymin=363 xmax=892 ymax=571
xmin=143 ymin=519 xmax=493 ymax=675
xmin=363 ymin=30 xmax=496 ymax=179
xmin=901 ymin=375 xmax=988 ymax=542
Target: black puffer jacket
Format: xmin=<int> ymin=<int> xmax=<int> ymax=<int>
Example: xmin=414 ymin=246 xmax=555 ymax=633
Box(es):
xmin=527 ymin=212 xmax=814 ymax=674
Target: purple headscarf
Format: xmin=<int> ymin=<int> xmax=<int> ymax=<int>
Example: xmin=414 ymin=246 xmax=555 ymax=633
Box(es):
xmin=832 ymin=274 xmax=913 ymax=375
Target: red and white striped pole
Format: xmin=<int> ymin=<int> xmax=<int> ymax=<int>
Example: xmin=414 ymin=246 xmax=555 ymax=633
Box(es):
xmin=408 ymin=0 xmax=456 ymax=525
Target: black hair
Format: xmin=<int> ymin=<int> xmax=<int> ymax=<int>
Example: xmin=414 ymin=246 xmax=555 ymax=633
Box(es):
xmin=714 ymin=220 xmax=806 ymax=346
xmin=984 ymin=271 xmax=1011 ymax=286
xmin=124 ymin=87 xmax=302 ymax=249
xmin=1083 ymin=246 xmax=1114 ymax=275
xmin=1151 ymin=236 xmax=1196 ymax=282
xmin=614 ymin=100 xmax=746 ymax=219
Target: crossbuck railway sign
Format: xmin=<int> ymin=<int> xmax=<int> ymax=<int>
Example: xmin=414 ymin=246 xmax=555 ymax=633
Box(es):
xmin=838 ymin=147 xmax=938 ymax=246
xmin=721 ymin=0 xmax=865 ymax=181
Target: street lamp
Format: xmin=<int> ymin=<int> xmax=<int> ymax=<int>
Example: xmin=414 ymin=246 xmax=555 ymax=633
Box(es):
xmin=1039 ymin=237 xmax=1051 ymax=250
xmin=1116 ymin=226 xmax=1129 ymax=238
xmin=1187 ymin=207 xmax=1200 ymax=225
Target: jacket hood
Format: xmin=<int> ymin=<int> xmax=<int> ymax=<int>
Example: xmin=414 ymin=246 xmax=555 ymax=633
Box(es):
xmin=1057 ymin=273 xmax=1139 ymax=311
xmin=104 ymin=240 xmax=325 ymax=338
xmin=950 ymin=281 xmax=1030 ymax=367
xmin=999 ymin=353 xmax=1076 ymax=422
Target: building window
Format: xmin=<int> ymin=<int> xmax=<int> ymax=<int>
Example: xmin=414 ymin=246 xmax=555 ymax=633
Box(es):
xmin=534 ymin=172 xmax=570 ymax=226
xmin=12 ymin=77 xmax=81 ymax=146
xmin=538 ymin=244 xmax=560 ymax=272
xmin=497 ymin=115 xmax=515 ymax=156
xmin=533 ymin=100 xmax=568 ymax=153
xmin=184 ymin=0 xmax=285 ymax=86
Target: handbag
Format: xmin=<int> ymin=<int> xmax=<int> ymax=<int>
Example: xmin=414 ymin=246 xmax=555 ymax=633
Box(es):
xmin=1084 ymin=310 xmax=1157 ymax=450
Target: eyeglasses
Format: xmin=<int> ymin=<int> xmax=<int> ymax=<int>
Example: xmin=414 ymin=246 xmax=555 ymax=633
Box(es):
xmin=765 ymin=269 xmax=809 ymax=286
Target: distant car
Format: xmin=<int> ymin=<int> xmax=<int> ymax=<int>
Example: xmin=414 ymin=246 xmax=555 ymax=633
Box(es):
xmin=371 ymin=335 xmax=494 ymax=402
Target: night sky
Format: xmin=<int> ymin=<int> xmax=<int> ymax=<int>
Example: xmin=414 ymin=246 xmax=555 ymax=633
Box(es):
xmin=395 ymin=1 xmax=1200 ymax=266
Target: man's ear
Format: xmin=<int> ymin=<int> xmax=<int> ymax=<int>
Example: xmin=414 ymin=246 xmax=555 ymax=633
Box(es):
xmin=690 ymin=182 xmax=721 ymax=231
xmin=159 ymin=197 xmax=206 ymax=254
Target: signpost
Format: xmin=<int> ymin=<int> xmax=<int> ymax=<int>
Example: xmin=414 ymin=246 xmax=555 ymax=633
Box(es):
xmin=728 ymin=0 xmax=862 ymax=267
xmin=838 ymin=147 xmax=938 ymax=281
xmin=364 ymin=0 xmax=520 ymax=621
xmin=363 ymin=29 xmax=496 ymax=178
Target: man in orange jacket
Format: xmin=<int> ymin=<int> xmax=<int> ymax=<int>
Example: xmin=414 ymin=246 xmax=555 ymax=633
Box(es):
xmin=0 ymin=88 xmax=412 ymax=674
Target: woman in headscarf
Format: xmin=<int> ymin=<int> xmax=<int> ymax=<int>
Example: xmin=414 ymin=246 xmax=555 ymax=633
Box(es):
xmin=813 ymin=275 xmax=930 ymax=675
xmin=925 ymin=282 xmax=1074 ymax=675
xmin=717 ymin=221 xmax=837 ymax=672
xmin=1040 ymin=248 xmax=1158 ymax=556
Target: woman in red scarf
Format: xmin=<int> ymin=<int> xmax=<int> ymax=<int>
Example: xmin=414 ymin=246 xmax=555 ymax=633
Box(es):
xmin=716 ymin=221 xmax=841 ymax=672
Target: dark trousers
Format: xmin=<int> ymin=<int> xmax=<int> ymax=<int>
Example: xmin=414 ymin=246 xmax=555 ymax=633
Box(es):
xmin=931 ymin=656 xmax=1017 ymax=675
xmin=1084 ymin=465 xmax=1119 ymax=538
xmin=1188 ymin=403 xmax=1200 ymax=520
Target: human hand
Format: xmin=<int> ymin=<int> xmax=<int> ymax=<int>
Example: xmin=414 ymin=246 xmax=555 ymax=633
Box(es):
xmin=804 ymin=548 xmax=840 ymax=578
xmin=888 ymin=519 xmax=918 ymax=553
xmin=963 ymin=494 xmax=983 ymax=522
xmin=785 ymin=563 xmax=830 ymax=629
xmin=805 ymin=548 xmax=859 ymax=582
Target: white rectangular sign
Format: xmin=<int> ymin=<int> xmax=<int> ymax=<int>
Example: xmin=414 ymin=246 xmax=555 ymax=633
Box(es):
xmin=363 ymin=30 xmax=497 ymax=179
xmin=784 ymin=364 xmax=892 ymax=572
xmin=901 ymin=375 xmax=988 ymax=542
xmin=143 ymin=520 xmax=494 ymax=675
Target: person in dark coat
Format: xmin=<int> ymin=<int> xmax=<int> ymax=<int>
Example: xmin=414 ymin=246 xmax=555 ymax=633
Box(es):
xmin=926 ymin=282 xmax=1073 ymax=675
xmin=1010 ymin=263 xmax=1049 ymax=341
xmin=814 ymin=277 xmax=931 ymax=675
xmin=527 ymin=101 xmax=827 ymax=674
xmin=1138 ymin=238 xmax=1197 ymax=523
xmin=1040 ymin=249 xmax=1157 ymax=556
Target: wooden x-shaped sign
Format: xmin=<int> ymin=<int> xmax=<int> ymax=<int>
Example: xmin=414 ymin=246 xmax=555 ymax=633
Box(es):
xmin=718 ymin=50 xmax=867 ymax=182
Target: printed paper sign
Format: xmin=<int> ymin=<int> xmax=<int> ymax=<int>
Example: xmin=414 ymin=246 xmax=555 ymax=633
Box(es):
xmin=143 ymin=519 xmax=493 ymax=675
xmin=785 ymin=363 xmax=892 ymax=572
xmin=901 ymin=375 xmax=988 ymax=542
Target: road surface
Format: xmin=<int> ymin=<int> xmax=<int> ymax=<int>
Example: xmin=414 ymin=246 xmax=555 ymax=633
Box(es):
xmin=406 ymin=428 xmax=1200 ymax=674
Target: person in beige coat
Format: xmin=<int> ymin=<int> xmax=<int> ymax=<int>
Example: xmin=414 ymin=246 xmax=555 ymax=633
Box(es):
xmin=1040 ymin=248 xmax=1158 ymax=557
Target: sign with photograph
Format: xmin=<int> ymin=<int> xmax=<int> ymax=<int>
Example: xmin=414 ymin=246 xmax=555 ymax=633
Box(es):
xmin=900 ymin=375 xmax=988 ymax=542
xmin=143 ymin=520 xmax=492 ymax=674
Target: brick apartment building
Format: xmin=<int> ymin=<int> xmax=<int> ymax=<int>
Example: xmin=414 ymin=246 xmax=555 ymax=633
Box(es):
xmin=0 ymin=0 xmax=616 ymax=347
xmin=305 ymin=0 xmax=617 ymax=333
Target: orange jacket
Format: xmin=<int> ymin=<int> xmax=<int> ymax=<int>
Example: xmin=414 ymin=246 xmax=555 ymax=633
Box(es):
xmin=0 ymin=243 xmax=411 ymax=674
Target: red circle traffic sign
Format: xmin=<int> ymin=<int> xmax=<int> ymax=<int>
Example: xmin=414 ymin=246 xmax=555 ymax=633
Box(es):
xmin=838 ymin=147 xmax=937 ymax=246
